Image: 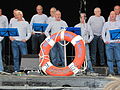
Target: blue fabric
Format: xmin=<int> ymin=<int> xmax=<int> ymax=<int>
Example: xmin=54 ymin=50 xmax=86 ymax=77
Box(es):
xmin=106 ymin=43 xmax=120 ymax=74
xmin=0 ymin=43 xmax=3 ymax=71
xmin=50 ymin=41 xmax=64 ymax=67
xmin=66 ymin=27 xmax=81 ymax=35
xmin=109 ymin=29 xmax=120 ymax=40
xmin=85 ymin=44 xmax=94 ymax=72
xmin=11 ymin=40 xmax=27 ymax=72
xmin=32 ymin=23 xmax=48 ymax=32
xmin=0 ymin=28 xmax=18 ymax=36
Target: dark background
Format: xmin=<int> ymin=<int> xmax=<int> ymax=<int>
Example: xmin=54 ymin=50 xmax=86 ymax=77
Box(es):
xmin=0 ymin=0 xmax=120 ymax=71
xmin=0 ymin=0 xmax=120 ymax=26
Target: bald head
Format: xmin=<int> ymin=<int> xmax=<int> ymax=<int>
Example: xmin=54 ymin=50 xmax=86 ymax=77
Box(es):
xmin=109 ymin=11 xmax=116 ymax=21
xmin=36 ymin=5 xmax=43 ymax=15
xmin=94 ymin=7 xmax=101 ymax=16
xmin=50 ymin=7 xmax=56 ymax=17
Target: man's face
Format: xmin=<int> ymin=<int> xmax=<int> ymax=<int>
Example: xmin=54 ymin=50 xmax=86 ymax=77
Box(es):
xmin=110 ymin=11 xmax=116 ymax=21
xmin=0 ymin=9 xmax=2 ymax=16
xmin=16 ymin=13 xmax=22 ymax=20
xmin=94 ymin=8 xmax=101 ymax=16
xmin=50 ymin=8 xmax=56 ymax=17
xmin=114 ymin=6 xmax=120 ymax=15
xmin=80 ymin=14 xmax=86 ymax=23
xmin=36 ymin=6 xmax=43 ymax=15
xmin=55 ymin=11 xmax=61 ymax=21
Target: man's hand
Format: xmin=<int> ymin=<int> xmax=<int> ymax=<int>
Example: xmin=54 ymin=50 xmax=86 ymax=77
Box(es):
xmin=22 ymin=39 xmax=27 ymax=42
xmin=105 ymin=41 xmax=110 ymax=44
xmin=85 ymin=40 xmax=89 ymax=44
xmin=31 ymin=32 xmax=35 ymax=35
xmin=116 ymin=41 xmax=120 ymax=43
xmin=9 ymin=36 xmax=15 ymax=41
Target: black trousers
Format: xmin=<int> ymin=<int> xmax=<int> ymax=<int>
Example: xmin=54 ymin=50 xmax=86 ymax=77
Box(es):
xmin=31 ymin=33 xmax=46 ymax=54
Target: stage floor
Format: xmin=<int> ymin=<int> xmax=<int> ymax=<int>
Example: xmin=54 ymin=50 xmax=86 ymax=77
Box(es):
xmin=0 ymin=73 xmax=119 ymax=90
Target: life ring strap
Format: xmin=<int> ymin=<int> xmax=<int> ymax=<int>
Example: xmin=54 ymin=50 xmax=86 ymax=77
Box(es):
xmin=45 ymin=36 xmax=55 ymax=47
xmin=71 ymin=35 xmax=83 ymax=46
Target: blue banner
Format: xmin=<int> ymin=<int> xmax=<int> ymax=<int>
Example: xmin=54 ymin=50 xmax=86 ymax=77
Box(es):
xmin=109 ymin=29 xmax=120 ymax=40
xmin=0 ymin=28 xmax=19 ymax=36
xmin=66 ymin=27 xmax=81 ymax=35
xmin=32 ymin=23 xmax=48 ymax=32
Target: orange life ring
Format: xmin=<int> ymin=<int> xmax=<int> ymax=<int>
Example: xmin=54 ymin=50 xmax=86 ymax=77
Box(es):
xmin=39 ymin=31 xmax=85 ymax=76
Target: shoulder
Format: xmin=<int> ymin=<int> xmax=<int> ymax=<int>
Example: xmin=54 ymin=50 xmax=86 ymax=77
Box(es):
xmin=32 ymin=14 xmax=38 ymax=18
xmin=61 ymin=20 xmax=67 ymax=24
xmin=21 ymin=21 xmax=29 ymax=25
xmin=103 ymin=22 xmax=109 ymax=27
xmin=89 ymin=16 xmax=95 ymax=19
xmin=47 ymin=16 xmax=52 ymax=19
xmin=74 ymin=23 xmax=81 ymax=27
xmin=42 ymin=14 xmax=48 ymax=19
xmin=88 ymin=16 xmax=95 ymax=21
xmin=10 ymin=17 xmax=15 ymax=21
xmin=25 ymin=21 xmax=29 ymax=24
xmin=100 ymin=16 xmax=105 ymax=20
xmin=2 ymin=15 xmax=8 ymax=19
xmin=100 ymin=16 xmax=105 ymax=18
xmin=42 ymin=14 xmax=47 ymax=17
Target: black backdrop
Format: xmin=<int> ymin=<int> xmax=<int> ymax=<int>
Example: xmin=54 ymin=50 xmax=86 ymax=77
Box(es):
xmin=0 ymin=0 xmax=120 ymax=26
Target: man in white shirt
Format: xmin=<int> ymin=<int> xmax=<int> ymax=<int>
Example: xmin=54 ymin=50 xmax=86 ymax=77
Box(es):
xmin=88 ymin=7 xmax=105 ymax=66
xmin=0 ymin=9 xmax=8 ymax=28
xmin=45 ymin=10 xmax=68 ymax=67
xmin=102 ymin=11 xmax=120 ymax=76
xmin=9 ymin=9 xmax=25 ymax=27
xmin=0 ymin=8 xmax=8 ymax=72
xmin=46 ymin=7 xmax=56 ymax=24
xmin=9 ymin=11 xmax=31 ymax=72
xmin=75 ymin=13 xmax=94 ymax=73
xmin=30 ymin=5 xmax=48 ymax=54
xmin=108 ymin=5 xmax=120 ymax=21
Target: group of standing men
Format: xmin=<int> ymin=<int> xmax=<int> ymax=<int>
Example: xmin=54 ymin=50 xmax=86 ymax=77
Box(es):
xmin=0 ymin=4 xmax=119 ymax=76
xmin=78 ymin=5 xmax=120 ymax=76
xmin=0 ymin=5 xmax=67 ymax=74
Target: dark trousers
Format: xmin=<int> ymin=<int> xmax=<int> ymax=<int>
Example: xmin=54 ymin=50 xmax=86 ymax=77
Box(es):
xmin=32 ymin=33 xmax=46 ymax=54
xmin=90 ymin=35 xmax=105 ymax=66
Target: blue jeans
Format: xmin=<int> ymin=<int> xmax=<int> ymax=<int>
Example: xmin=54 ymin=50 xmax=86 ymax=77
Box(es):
xmin=106 ymin=43 xmax=120 ymax=74
xmin=85 ymin=44 xmax=94 ymax=72
xmin=11 ymin=40 xmax=28 ymax=72
xmin=50 ymin=41 xmax=64 ymax=67
xmin=90 ymin=35 xmax=105 ymax=65
xmin=0 ymin=43 xmax=3 ymax=72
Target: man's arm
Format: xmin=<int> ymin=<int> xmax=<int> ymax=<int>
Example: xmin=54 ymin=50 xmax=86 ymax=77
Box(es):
xmin=87 ymin=24 xmax=94 ymax=43
xmin=45 ymin=23 xmax=52 ymax=37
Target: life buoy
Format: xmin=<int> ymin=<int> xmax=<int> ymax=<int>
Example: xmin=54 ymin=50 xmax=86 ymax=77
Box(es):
xmin=39 ymin=31 xmax=85 ymax=76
